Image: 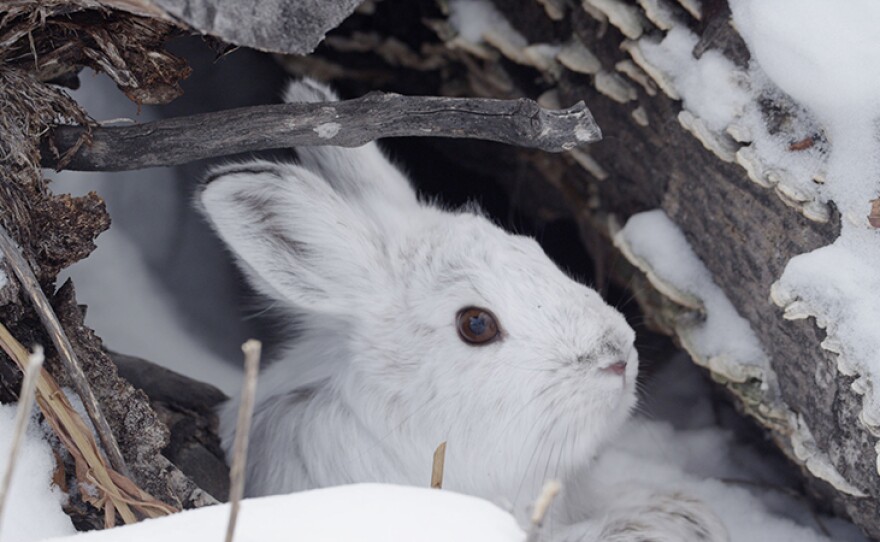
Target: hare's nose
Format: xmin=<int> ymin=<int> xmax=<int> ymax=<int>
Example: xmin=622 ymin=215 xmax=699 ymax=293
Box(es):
xmin=601 ymin=360 xmax=627 ymax=375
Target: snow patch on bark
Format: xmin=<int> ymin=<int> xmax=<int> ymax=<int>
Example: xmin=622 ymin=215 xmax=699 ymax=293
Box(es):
xmin=630 ymin=0 xmax=880 ymax=444
xmin=614 ymin=210 xmax=771 ymax=385
xmin=730 ymin=0 xmax=880 ymax=435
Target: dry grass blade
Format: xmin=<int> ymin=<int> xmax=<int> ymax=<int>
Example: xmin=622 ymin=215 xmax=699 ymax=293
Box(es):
xmin=0 ymin=322 xmax=177 ymax=527
xmin=431 ymin=441 xmax=447 ymax=489
xmin=0 ymin=345 xmax=44 ymax=535
xmin=225 ymin=339 xmax=262 ymax=542
xmin=0 ymin=224 xmax=127 ymax=477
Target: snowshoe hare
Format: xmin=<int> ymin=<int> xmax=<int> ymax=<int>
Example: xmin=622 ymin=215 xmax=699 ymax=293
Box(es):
xmin=199 ymin=79 xmax=728 ymax=542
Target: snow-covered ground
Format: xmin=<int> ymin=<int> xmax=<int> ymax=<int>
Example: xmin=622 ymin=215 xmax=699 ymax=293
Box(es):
xmin=0 ymin=406 xmax=75 ymax=541
xmin=42 ymin=484 xmax=526 ymax=542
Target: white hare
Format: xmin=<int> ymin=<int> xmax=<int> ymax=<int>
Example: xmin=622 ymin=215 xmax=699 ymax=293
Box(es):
xmin=199 ymin=79 xmax=728 ymax=542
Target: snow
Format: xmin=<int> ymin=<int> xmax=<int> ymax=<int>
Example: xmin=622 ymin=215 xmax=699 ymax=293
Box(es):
xmin=27 ymin=357 xmax=858 ymax=542
xmin=727 ymin=0 xmax=880 ymax=428
xmin=0 ymin=405 xmax=75 ymax=542
xmin=448 ymin=0 xmax=527 ymax=48
xmin=59 ymin=228 xmax=242 ymax=395
xmin=773 ymin=232 xmax=880 ymax=427
xmin=43 ymin=484 xmax=526 ymax=542
xmin=615 ymin=210 xmax=770 ymax=382
xmin=730 ymin=1 xmax=880 ymax=122
xmin=640 ymin=27 xmax=749 ymax=131
xmin=19 ymin=358 xmax=863 ymax=542
xmin=730 ymin=76 xmax=827 ymax=202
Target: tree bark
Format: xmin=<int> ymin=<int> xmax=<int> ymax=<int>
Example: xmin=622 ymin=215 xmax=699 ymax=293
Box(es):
xmin=0 ymin=1 xmax=220 ymax=528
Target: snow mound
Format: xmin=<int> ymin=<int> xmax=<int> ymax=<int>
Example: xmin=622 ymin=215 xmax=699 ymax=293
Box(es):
xmin=44 ymin=484 xmax=525 ymax=542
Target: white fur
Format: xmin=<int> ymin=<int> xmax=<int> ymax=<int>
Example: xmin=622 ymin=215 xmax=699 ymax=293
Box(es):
xmin=198 ymin=79 xmax=728 ymax=542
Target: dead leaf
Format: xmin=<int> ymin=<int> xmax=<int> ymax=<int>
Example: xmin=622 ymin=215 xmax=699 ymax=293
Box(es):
xmin=869 ymin=198 xmax=880 ymax=228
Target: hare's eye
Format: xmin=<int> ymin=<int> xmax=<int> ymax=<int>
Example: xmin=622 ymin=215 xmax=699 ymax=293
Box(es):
xmin=456 ymin=307 xmax=500 ymax=345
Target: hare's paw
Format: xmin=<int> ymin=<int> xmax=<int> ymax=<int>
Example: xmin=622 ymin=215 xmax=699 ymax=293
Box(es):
xmin=599 ymin=491 xmax=727 ymax=542
xmin=556 ymin=490 xmax=728 ymax=542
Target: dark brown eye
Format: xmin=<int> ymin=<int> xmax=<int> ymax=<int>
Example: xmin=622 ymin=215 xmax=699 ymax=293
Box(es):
xmin=456 ymin=307 xmax=500 ymax=345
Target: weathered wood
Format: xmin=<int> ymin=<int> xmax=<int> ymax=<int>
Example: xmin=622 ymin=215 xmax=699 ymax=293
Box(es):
xmin=51 ymin=282 xmax=219 ymax=514
xmin=0 ymin=224 xmax=128 ymax=476
xmin=112 ymin=352 xmax=230 ymax=502
xmin=0 ymin=4 xmax=189 ymax=104
xmin=41 ymin=95 xmax=601 ymax=171
xmin=1 ymin=0 xmax=225 ymax=530
xmin=149 ymin=0 xmax=363 ymax=55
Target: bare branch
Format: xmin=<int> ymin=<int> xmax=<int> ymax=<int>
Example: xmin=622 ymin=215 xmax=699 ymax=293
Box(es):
xmin=0 ymin=225 xmax=128 ymax=476
xmin=40 ymin=94 xmax=602 ymax=172
xmin=225 ymin=339 xmax=262 ymax=542
xmin=0 ymin=346 xmax=44 ymax=529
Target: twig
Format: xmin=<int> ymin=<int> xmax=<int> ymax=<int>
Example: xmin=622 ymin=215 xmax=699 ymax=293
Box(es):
xmin=225 ymin=339 xmax=262 ymax=542
xmin=0 ymin=345 xmax=44 ymax=536
xmin=40 ymin=94 xmax=602 ymax=172
xmin=430 ymin=441 xmax=447 ymax=489
xmin=0 ymin=225 xmax=128 ymax=476
xmin=525 ymin=480 xmax=562 ymax=542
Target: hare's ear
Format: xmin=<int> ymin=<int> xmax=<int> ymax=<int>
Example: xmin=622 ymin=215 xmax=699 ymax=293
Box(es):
xmin=284 ymin=78 xmax=419 ymax=211
xmin=199 ymin=160 xmax=384 ymax=313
